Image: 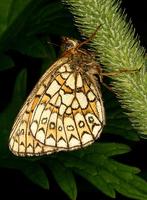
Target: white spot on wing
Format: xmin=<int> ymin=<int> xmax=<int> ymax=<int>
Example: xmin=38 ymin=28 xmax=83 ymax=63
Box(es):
xmin=36 ymin=129 xmax=45 ymax=143
xmin=59 ymin=89 xmax=64 ymax=96
xmin=46 ymin=137 xmax=56 ymax=146
xmin=50 ymin=93 xmax=59 ymax=105
xmin=72 ymin=99 xmax=79 ymax=109
xmin=27 ymin=145 xmax=33 ymax=153
xmin=62 ymin=94 xmax=74 ymax=106
xmin=35 ymin=144 xmax=42 ymax=153
xmin=57 ymin=139 xmax=67 ymax=148
xmin=66 ymin=107 xmax=72 ymax=114
xmin=13 ymin=142 xmax=18 ymax=152
xmin=82 ymin=132 xmax=93 ymax=144
xmin=66 ymin=73 xmax=75 ymax=89
xmin=77 ymin=74 xmax=83 ymax=88
xmin=46 ymin=80 xmax=60 ymax=96
xmin=75 ymin=113 xmax=84 ymax=122
xmin=30 ymin=121 xmax=38 ymax=136
xmin=87 ymin=91 xmax=96 ymax=101
xmin=61 ymin=72 xmax=70 ymax=79
xmin=69 ymin=137 xmax=80 ymax=148
xmin=92 ymin=125 xmax=101 ymax=138
xmin=33 ymin=104 xmax=45 ymax=121
xmin=59 ymin=104 xmax=66 ymax=115
xmin=58 ymin=66 xmax=66 ymax=73
xmin=19 ymin=143 xmax=25 ymax=152
xmin=76 ymin=92 xmax=88 ymax=109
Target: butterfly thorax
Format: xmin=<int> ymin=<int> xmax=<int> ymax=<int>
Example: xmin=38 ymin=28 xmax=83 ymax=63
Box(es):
xmin=61 ymin=37 xmax=99 ymax=74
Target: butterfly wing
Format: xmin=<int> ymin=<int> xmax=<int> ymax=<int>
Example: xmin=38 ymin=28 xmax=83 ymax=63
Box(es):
xmin=9 ymin=60 xmax=105 ymax=156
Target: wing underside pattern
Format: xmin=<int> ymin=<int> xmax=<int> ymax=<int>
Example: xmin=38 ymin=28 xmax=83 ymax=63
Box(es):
xmin=9 ymin=62 xmax=105 ymax=156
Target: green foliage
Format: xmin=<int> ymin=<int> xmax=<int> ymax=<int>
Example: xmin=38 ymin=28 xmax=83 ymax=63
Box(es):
xmin=46 ymin=144 xmax=147 ymax=199
xmin=22 ymin=163 xmax=49 ymax=189
xmin=0 ymin=0 xmax=147 ymax=199
xmin=0 ymin=54 xmax=14 ymax=71
xmin=46 ymin=159 xmax=77 ymax=200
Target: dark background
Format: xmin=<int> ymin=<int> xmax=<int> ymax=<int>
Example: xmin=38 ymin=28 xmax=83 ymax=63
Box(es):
xmin=0 ymin=0 xmax=147 ymax=199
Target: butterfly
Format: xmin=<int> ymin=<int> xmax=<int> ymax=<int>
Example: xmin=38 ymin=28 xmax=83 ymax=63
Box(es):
xmin=9 ymin=37 xmax=105 ymax=156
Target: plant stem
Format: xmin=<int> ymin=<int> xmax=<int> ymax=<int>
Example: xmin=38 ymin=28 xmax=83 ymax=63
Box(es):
xmin=63 ymin=0 xmax=147 ymax=136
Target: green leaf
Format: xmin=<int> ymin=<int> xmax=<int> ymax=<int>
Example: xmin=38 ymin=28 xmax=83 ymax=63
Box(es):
xmin=22 ymin=163 xmax=49 ymax=190
xmin=0 ymin=1 xmax=77 ymax=51
xmin=74 ymin=168 xmax=116 ymax=198
xmin=0 ymin=0 xmax=32 ymax=37
xmin=80 ymin=151 xmax=147 ymax=199
xmin=49 ymin=143 xmax=147 ymax=199
xmin=11 ymin=68 xmax=27 ymax=106
xmin=11 ymin=36 xmax=49 ymax=58
xmin=58 ymin=153 xmax=98 ymax=176
xmin=0 ymin=0 xmax=33 ymax=49
xmin=0 ymin=157 xmax=49 ymax=190
xmin=46 ymin=159 xmax=77 ymax=200
xmin=0 ymin=54 xmax=14 ymax=71
xmin=114 ymin=175 xmax=147 ymax=200
xmin=39 ymin=38 xmax=57 ymax=73
xmin=26 ymin=2 xmax=76 ymax=36
xmin=74 ymin=142 xmax=131 ymax=157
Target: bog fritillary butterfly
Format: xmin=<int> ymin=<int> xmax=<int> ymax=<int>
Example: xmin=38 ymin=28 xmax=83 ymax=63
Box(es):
xmin=9 ymin=37 xmax=105 ymax=156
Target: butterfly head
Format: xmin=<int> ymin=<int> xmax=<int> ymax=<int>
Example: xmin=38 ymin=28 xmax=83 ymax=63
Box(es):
xmin=60 ymin=37 xmax=94 ymax=59
xmin=61 ymin=37 xmax=79 ymax=52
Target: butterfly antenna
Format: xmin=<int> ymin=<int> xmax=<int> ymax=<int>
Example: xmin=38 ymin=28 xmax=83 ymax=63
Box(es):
xmin=47 ymin=41 xmax=59 ymax=47
xmin=76 ymin=25 xmax=102 ymax=49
